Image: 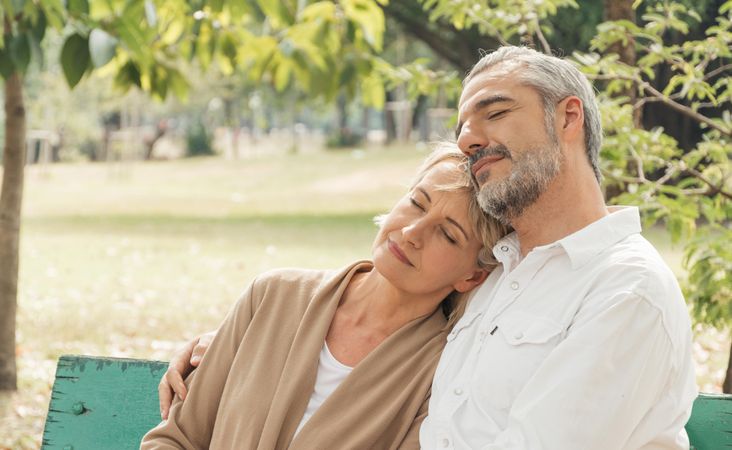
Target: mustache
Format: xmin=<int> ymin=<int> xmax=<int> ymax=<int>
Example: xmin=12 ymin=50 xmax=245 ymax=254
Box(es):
xmin=467 ymin=145 xmax=512 ymax=168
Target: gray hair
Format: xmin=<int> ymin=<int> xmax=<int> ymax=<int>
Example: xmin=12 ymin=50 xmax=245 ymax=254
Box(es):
xmin=464 ymin=46 xmax=603 ymax=183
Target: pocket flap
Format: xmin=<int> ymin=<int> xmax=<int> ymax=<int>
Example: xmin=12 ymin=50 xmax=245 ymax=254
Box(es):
xmin=447 ymin=311 xmax=482 ymax=342
xmin=496 ymin=310 xmax=562 ymax=345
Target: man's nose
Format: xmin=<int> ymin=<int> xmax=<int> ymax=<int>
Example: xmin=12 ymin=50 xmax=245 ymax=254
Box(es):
xmin=456 ymin=124 xmax=487 ymax=157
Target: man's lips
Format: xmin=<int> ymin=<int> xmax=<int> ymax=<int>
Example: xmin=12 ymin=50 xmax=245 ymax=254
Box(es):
xmin=471 ymin=154 xmax=505 ymax=178
xmin=388 ymin=239 xmax=413 ymax=266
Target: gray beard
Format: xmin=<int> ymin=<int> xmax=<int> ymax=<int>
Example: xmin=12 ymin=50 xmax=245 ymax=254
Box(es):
xmin=476 ymin=143 xmax=561 ymax=225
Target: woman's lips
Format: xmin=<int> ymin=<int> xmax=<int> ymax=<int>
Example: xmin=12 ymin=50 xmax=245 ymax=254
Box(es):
xmin=471 ymin=155 xmax=505 ymax=179
xmin=388 ymin=239 xmax=413 ymax=266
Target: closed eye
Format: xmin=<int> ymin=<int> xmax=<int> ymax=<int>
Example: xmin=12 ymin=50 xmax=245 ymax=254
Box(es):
xmin=410 ymin=198 xmax=425 ymax=211
xmin=488 ymin=110 xmax=508 ymax=120
xmin=441 ymin=227 xmax=458 ymax=245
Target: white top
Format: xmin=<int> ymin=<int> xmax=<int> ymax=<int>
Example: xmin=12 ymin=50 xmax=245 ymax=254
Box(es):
xmin=294 ymin=341 xmax=353 ymax=436
xmin=420 ymin=206 xmax=697 ymax=450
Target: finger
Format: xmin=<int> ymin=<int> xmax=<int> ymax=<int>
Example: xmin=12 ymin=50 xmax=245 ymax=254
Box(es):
xmin=167 ymin=369 xmax=188 ymax=401
xmin=191 ymin=345 xmax=206 ymax=366
xmin=159 ymin=379 xmax=172 ymax=420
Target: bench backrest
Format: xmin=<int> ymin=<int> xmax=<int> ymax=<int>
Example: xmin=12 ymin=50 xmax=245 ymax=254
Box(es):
xmin=41 ymin=355 xmax=732 ymax=449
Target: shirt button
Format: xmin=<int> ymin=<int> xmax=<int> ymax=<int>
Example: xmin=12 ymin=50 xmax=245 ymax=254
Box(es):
xmin=441 ymin=438 xmax=450 ymax=447
xmin=510 ymin=281 xmax=519 ymax=290
xmin=500 ymin=245 xmax=509 ymax=252
xmin=454 ymin=388 xmax=463 ymax=395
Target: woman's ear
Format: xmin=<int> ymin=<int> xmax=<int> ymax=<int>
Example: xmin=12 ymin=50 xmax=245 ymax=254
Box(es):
xmin=453 ymin=268 xmax=490 ymax=293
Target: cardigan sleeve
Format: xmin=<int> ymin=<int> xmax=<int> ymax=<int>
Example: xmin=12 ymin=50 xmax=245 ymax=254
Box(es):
xmin=140 ymin=277 xmax=261 ymax=449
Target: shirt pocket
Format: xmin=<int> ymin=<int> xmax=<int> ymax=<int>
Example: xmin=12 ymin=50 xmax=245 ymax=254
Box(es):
xmin=472 ymin=310 xmax=564 ymax=413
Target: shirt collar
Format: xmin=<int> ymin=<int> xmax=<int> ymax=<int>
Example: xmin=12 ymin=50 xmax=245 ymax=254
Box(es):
xmin=557 ymin=206 xmax=642 ymax=269
xmin=491 ymin=206 xmax=642 ymax=270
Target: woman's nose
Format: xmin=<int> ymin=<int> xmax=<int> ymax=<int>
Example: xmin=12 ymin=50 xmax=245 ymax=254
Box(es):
xmin=402 ymin=221 xmax=424 ymax=249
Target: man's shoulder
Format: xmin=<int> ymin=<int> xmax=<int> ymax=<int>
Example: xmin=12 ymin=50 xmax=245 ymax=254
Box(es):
xmin=583 ymin=233 xmax=691 ymax=347
xmin=595 ymin=233 xmax=680 ymax=299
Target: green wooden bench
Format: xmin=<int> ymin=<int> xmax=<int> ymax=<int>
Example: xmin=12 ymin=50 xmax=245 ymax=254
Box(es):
xmin=41 ymin=355 xmax=732 ymax=449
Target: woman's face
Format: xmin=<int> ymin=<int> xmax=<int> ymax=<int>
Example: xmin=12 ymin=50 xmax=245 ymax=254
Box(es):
xmin=372 ymin=160 xmax=487 ymax=299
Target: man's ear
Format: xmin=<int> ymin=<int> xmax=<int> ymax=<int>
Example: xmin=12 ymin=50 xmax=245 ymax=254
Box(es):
xmin=453 ymin=268 xmax=490 ymax=293
xmin=557 ymin=96 xmax=584 ymax=141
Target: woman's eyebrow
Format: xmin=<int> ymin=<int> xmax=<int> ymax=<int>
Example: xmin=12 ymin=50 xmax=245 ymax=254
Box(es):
xmin=417 ymin=187 xmax=432 ymax=203
xmin=446 ymin=217 xmax=469 ymax=241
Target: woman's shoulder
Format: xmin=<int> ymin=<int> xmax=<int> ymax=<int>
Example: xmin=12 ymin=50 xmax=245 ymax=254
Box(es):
xmin=252 ymin=260 xmax=372 ymax=296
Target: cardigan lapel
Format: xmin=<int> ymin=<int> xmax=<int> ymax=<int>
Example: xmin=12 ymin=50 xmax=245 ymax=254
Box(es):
xmin=290 ymin=287 xmax=448 ymax=449
xmin=257 ymin=261 xmax=373 ymax=450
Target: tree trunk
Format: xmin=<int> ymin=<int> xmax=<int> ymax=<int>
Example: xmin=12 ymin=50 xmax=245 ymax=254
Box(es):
xmin=144 ymin=120 xmax=167 ymax=160
xmin=723 ymin=340 xmax=732 ymax=393
xmin=0 ymin=72 xmax=26 ymax=391
xmin=604 ymin=0 xmax=641 ymax=126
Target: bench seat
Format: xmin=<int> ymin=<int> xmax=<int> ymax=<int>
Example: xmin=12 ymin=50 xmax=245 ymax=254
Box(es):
xmin=41 ymin=355 xmax=732 ymax=449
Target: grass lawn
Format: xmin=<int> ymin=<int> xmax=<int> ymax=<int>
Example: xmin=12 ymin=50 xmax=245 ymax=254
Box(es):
xmin=0 ymin=146 xmax=728 ymax=448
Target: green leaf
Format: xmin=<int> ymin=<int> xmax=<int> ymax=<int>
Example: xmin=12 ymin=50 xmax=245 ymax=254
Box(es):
xmin=256 ymin=0 xmax=294 ymax=28
xmin=113 ymin=60 xmax=142 ymax=90
xmin=60 ymin=33 xmax=90 ymax=88
xmin=209 ymin=0 xmax=224 ymax=12
xmin=274 ymin=59 xmax=292 ymax=91
xmin=30 ymin=10 xmax=47 ymax=42
xmin=116 ymin=18 xmax=153 ymax=67
xmin=89 ymin=28 xmax=118 ymax=68
xmin=9 ymin=33 xmax=31 ymax=73
xmin=167 ymin=67 xmax=189 ymax=100
xmin=0 ymin=45 xmax=16 ymax=79
xmin=67 ymin=0 xmax=89 ymax=15
xmin=38 ymin=0 xmax=64 ymax=29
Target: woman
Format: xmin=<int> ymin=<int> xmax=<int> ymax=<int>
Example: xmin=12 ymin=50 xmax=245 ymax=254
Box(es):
xmin=141 ymin=145 xmax=508 ymax=449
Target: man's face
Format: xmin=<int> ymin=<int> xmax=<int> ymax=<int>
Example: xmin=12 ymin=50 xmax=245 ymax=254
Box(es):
xmin=456 ymin=67 xmax=562 ymax=224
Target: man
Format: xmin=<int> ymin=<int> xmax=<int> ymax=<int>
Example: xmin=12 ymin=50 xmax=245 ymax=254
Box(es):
xmin=159 ymin=46 xmax=697 ymax=449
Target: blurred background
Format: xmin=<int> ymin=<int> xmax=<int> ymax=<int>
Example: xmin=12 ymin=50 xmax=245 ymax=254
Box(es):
xmin=0 ymin=0 xmax=730 ymax=447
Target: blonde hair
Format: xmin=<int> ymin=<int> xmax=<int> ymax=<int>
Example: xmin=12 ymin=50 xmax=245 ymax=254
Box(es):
xmin=376 ymin=143 xmax=511 ymax=326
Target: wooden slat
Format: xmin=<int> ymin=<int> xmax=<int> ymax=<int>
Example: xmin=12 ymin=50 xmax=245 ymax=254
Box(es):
xmin=41 ymin=355 xmax=168 ymax=450
xmin=687 ymin=393 xmax=732 ymax=450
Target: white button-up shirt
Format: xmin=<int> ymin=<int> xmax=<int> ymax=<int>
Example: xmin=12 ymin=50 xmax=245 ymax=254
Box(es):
xmin=420 ymin=207 xmax=697 ymax=450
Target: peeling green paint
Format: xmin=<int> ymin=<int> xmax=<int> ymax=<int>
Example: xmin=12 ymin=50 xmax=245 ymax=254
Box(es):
xmin=42 ymin=355 xmax=168 ymax=449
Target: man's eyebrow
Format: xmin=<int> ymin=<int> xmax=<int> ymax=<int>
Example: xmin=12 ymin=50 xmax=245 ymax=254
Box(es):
xmin=455 ymin=94 xmax=515 ymax=139
xmin=447 ymin=217 xmax=469 ymax=241
xmin=417 ymin=187 xmax=432 ymax=203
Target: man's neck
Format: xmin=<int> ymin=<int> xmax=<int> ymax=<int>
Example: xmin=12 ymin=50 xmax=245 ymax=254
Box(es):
xmin=510 ymin=169 xmax=608 ymax=257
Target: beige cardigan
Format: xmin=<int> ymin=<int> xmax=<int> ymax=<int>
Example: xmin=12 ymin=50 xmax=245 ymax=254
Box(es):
xmin=141 ymin=261 xmax=448 ymax=449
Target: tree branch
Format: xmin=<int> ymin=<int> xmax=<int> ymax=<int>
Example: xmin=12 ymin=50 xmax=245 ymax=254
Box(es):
xmin=704 ymin=63 xmax=732 ymax=81
xmin=534 ymin=22 xmax=552 ymax=55
xmin=639 ymin=80 xmax=731 ymax=136
xmin=684 ymin=168 xmax=732 ymax=200
xmin=587 ymin=73 xmax=731 ymax=136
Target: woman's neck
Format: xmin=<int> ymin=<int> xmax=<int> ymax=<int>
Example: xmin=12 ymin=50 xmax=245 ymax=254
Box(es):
xmin=338 ymin=267 xmax=447 ymax=336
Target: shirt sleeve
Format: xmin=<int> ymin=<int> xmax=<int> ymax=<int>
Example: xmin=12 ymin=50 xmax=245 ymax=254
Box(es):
xmin=140 ymin=278 xmax=260 ymax=449
xmin=483 ymin=293 xmax=688 ymax=450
